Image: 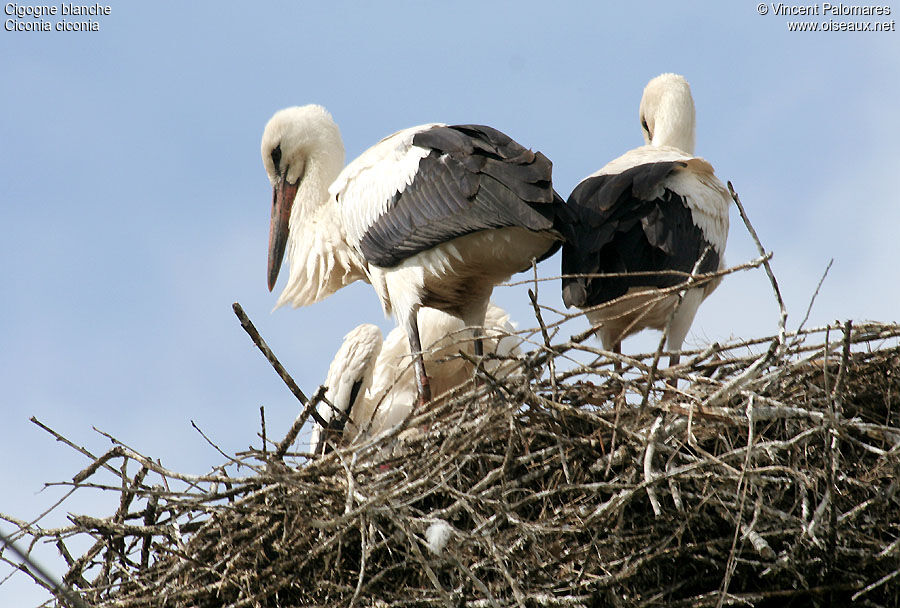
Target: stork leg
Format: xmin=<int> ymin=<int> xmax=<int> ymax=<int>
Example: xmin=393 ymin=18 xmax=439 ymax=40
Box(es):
xmin=461 ymin=301 xmax=489 ymax=385
xmin=404 ymin=310 xmax=432 ymax=408
xmin=471 ymin=326 xmax=486 ymax=388
xmin=473 ymin=328 xmax=484 ymax=358
xmin=611 ymin=341 xmax=627 ymax=404
xmin=665 ymin=333 xmax=687 ymax=390
xmin=666 ymin=288 xmax=704 ymax=391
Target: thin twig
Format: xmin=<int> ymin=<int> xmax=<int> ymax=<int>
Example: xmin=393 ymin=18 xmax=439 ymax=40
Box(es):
xmin=260 ymin=406 xmax=268 ymax=456
xmin=275 ymin=385 xmax=328 ymax=459
xmin=232 ymin=301 xmax=309 ymax=406
xmin=0 ymin=528 xmax=92 ymax=608
xmin=795 ymin=258 xmax=833 ymax=337
xmin=728 ymin=181 xmax=787 ymax=346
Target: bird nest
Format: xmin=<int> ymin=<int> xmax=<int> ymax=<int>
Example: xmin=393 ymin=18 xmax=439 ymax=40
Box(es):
xmin=2 ymin=192 xmax=899 ymax=607
xmin=3 ymin=308 xmax=900 ymax=608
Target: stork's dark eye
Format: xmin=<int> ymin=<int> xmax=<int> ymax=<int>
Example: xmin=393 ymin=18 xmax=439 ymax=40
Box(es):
xmin=641 ymin=118 xmax=650 ymax=135
xmin=271 ymin=144 xmax=282 ymax=172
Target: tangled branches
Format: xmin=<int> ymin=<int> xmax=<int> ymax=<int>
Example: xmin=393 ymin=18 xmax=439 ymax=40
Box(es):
xmin=2 ymin=187 xmax=899 ymax=607
xmin=3 ymin=313 xmax=899 ymax=607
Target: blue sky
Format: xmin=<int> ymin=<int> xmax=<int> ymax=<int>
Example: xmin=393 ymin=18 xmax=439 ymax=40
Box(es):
xmin=2 ymin=2 xmax=898 ymax=604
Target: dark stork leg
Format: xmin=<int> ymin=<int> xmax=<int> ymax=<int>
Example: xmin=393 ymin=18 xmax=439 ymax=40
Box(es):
xmin=612 ymin=342 xmax=622 ymax=375
xmin=610 ymin=342 xmax=627 ymax=400
xmin=404 ymin=310 xmax=432 ymax=408
xmin=471 ymin=325 xmax=485 ymax=387
xmin=462 ymin=302 xmax=488 ymax=387
xmin=315 ymin=418 xmax=346 ymax=456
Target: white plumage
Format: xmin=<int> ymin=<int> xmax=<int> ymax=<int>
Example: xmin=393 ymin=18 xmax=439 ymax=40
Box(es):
xmin=261 ymin=106 xmax=563 ymax=406
xmin=561 ymin=73 xmax=731 ymax=371
xmin=425 ymin=519 xmax=454 ymax=556
xmin=309 ymin=303 xmax=521 ymax=455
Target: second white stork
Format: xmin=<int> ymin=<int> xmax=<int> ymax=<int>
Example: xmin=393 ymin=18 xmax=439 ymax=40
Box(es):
xmin=561 ymin=73 xmax=730 ymax=371
xmin=309 ymin=303 xmax=521 ymax=455
xmin=262 ymin=106 xmax=563 ymax=406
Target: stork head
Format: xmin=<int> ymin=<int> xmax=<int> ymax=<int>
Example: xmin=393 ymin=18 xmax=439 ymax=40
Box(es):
xmin=638 ymin=73 xmax=696 ymax=154
xmin=261 ymin=105 xmax=345 ymax=291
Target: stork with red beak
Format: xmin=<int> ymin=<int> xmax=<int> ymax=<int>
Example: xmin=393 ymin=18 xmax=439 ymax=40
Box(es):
xmin=262 ymin=106 xmax=564 ymax=406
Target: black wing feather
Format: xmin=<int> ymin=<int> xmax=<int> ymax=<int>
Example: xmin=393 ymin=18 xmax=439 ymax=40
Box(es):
xmin=561 ymin=161 xmax=719 ymax=309
xmin=359 ymin=125 xmax=563 ymax=268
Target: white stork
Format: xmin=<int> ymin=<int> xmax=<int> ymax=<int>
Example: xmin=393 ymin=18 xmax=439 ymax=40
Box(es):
xmin=309 ymin=303 xmax=521 ymax=455
xmin=261 ymin=106 xmax=563 ymax=406
xmin=561 ymin=73 xmax=730 ymax=372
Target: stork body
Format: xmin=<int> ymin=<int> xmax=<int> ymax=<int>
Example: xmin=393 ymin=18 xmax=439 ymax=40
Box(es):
xmin=561 ymin=74 xmax=730 ymax=369
xmin=309 ymin=303 xmax=521 ymax=455
xmin=262 ymin=107 xmax=563 ymax=406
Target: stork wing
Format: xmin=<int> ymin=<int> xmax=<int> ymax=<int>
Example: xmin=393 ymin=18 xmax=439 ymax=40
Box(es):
xmin=561 ymin=161 xmax=721 ymax=309
xmin=357 ymin=125 xmax=563 ymax=268
xmin=310 ymin=324 xmax=382 ymax=456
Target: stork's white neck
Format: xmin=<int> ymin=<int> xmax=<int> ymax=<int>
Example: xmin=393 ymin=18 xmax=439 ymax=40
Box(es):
xmin=649 ymin=89 xmax=695 ymax=153
xmin=277 ymin=150 xmax=368 ymax=309
xmin=289 ymin=150 xmax=343 ymax=228
xmin=640 ymin=74 xmax=697 ymax=154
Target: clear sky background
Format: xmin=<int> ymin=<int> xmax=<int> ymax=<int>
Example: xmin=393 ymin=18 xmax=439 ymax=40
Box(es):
xmin=2 ymin=2 xmax=898 ymax=604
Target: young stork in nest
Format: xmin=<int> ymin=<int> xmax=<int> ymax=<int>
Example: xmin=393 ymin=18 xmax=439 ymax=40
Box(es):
xmin=261 ymin=106 xmax=563 ymax=406
xmin=309 ymin=303 xmax=521 ymax=455
xmin=561 ymin=73 xmax=730 ymax=373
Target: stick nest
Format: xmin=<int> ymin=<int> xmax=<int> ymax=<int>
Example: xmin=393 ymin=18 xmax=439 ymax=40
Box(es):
xmin=3 ymin=313 xmax=900 ymax=608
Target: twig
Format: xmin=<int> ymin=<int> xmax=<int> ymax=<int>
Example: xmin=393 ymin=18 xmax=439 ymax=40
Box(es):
xmin=794 ymin=258 xmax=833 ymax=337
xmin=275 ymin=385 xmax=328 ymax=459
xmin=259 ymin=406 xmax=267 ymax=456
xmin=728 ymin=181 xmax=787 ymax=347
xmin=232 ymin=302 xmax=331 ymax=429
xmin=232 ymin=301 xmax=309 ymax=406
xmin=191 ymin=420 xmax=254 ymax=472
xmin=643 ymin=415 xmax=665 ymax=518
xmin=832 ymin=320 xmax=852 ymax=400
xmin=0 ymin=528 xmax=92 ymax=608
xmin=716 ymin=393 xmax=759 ymax=608
xmin=852 ymin=568 xmax=900 ymax=602
xmin=528 ymin=286 xmax=556 ymax=399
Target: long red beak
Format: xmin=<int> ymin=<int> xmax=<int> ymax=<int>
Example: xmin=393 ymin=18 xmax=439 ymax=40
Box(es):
xmin=267 ymin=176 xmax=299 ymax=291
